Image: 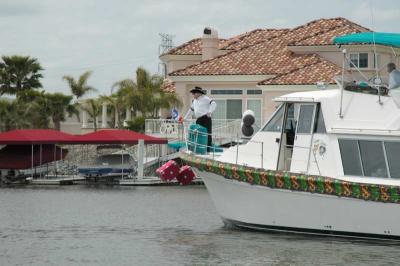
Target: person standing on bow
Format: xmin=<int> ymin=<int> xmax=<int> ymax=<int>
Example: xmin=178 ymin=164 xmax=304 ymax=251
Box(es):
xmin=184 ymin=86 xmax=217 ymax=151
xmin=387 ymin=62 xmax=400 ymax=90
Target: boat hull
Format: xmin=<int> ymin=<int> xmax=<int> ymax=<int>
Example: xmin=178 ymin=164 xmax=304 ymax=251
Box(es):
xmin=198 ymin=169 xmax=400 ymax=240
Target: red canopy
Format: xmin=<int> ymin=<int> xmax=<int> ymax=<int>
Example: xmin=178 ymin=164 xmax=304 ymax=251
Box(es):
xmin=0 ymin=129 xmax=167 ymax=145
xmin=67 ymin=129 xmax=167 ymax=144
xmin=0 ymin=129 xmax=73 ymax=144
xmin=0 ymin=145 xmax=68 ymax=169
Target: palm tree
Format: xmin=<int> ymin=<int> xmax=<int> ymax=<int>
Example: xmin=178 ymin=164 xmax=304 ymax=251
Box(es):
xmin=0 ymin=99 xmax=32 ymax=131
xmin=115 ymin=67 xmax=181 ymax=118
xmin=99 ymin=94 xmax=126 ymax=128
xmin=81 ymin=99 xmax=101 ymax=131
xmin=62 ymin=71 xmax=97 ymax=100
xmin=45 ymin=93 xmax=78 ymax=131
xmin=63 ymin=71 xmax=97 ymax=123
xmin=0 ymin=55 xmax=43 ymax=97
xmin=25 ymin=90 xmax=51 ymax=129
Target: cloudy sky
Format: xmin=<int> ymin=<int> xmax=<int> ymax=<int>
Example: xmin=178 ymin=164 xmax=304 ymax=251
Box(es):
xmin=1 ymin=0 xmax=399 ymax=96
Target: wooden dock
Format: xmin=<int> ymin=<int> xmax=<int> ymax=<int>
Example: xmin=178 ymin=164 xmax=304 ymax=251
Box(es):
xmin=119 ymin=177 xmax=203 ymax=186
xmin=28 ymin=175 xmax=86 ymax=185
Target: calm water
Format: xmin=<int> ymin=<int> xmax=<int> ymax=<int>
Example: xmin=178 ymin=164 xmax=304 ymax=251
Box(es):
xmin=0 ymin=185 xmax=399 ymax=266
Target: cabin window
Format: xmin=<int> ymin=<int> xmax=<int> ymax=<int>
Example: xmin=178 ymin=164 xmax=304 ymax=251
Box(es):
xmin=314 ymin=105 xmax=326 ymax=133
xmin=296 ymin=105 xmax=314 ymax=134
xmin=349 ymin=53 xmax=368 ymax=68
xmin=285 ymin=103 xmax=296 ymax=132
xmin=384 ymin=142 xmax=400 ymax=179
xmin=359 ymin=140 xmax=388 ymax=178
xmin=262 ymin=104 xmax=284 ymax=132
xmin=339 ymin=139 xmax=363 ymax=176
xmin=338 ymin=139 xmax=400 ymax=178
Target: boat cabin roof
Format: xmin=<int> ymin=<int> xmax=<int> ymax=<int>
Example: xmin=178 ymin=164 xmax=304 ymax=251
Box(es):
xmin=272 ymin=87 xmax=400 ymax=134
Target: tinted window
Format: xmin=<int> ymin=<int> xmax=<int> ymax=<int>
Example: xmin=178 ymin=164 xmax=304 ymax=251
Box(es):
xmin=314 ymin=105 xmax=326 ymax=133
xmin=247 ymin=89 xmax=262 ymax=95
xmin=359 ymin=140 xmax=387 ymax=178
xmin=262 ymin=104 xmax=284 ymax=132
xmin=297 ymin=105 xmax=315 ymax=134
xmin=211 ymin=90 xmax=243 ymax=95
xmin=226 ymin=100 xmax=242 ymax=119
xmin=284 ymin=103 xmax=296 ymax=132
xmin=384 ymin=142 xmax=400 ymax=179
xmin=359 ymin=53 xmax=368 ymax=68
xmin=339 ymin=139 xmax=363 ymax=176
xmin=350 ymin=54 xmax=359 ymax=68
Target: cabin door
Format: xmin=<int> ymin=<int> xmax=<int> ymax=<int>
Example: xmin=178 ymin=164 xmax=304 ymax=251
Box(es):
xmin=290 ymin=104 xmax=316 ymax=173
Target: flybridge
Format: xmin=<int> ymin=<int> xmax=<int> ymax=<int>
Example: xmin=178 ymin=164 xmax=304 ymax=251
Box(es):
xmin=333 ymin=32 xmax=400 ymax=48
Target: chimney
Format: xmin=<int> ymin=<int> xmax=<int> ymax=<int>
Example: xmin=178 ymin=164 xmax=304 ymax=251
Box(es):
xmin=202 ymin=27 xmax=219 ymax=61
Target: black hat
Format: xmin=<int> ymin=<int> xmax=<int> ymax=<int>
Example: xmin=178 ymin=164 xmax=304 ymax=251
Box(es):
xmin=190 ymin=86 xmax=205 ymax=94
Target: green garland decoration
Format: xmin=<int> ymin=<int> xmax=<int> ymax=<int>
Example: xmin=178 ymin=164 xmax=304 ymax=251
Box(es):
xmin=180 ymin=153 xmax=400 ymax=204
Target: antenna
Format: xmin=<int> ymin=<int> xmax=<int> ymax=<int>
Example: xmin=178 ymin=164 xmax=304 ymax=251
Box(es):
xmin=159 ymin=33 xmax=175 ymax=55
xmin=158 ymin=33 xmax=175 ymax=77
xmin=369 ymin=1 xmax=383 ymax=105
xmin=339 ymin=49 xmax=346 ymax=118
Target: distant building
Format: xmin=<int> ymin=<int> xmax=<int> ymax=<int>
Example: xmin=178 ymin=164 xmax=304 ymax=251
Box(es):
xmin=160 ymin=17 xmax=400 ymax=127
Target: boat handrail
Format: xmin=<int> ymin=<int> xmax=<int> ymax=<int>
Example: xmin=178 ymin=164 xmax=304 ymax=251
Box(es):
xmin=330 ymin=127 xmax=400 ymax=135
xmin=184 ymin=125 xmax=266 ymax=168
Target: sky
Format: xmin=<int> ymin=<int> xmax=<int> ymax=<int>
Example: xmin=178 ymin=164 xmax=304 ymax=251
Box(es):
xmin=1 ymin=0 xmax=399 ymax=96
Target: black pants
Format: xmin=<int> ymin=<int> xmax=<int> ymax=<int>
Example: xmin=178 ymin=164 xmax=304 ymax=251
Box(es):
xmin=196 ymin=115 xmax=212 ymax=150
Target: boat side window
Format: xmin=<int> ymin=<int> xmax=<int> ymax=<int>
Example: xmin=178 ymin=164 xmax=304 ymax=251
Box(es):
xmin=314 ymin=104 xmax=326 ymax=133
xmin=359 ymin=140 xmax=388 ymax=178
xmin=296 ymin=105 xmax=314 ymax=134
xmin=262 ymin=104 xmax=284 ymax=132
xmin=338 ymin=139 xmax=363 ymax=176
xmin=384 ymin=142 xmax=400 ymax=179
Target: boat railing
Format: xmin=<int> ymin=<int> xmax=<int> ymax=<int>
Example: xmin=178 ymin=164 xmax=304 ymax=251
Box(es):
xmin=145 ymin=119 xmax=241 ymax=141
xmin=183 ymin=124 xmax=266 ymax=168
xmin=330 ymin=127 xmax=400 ymax=135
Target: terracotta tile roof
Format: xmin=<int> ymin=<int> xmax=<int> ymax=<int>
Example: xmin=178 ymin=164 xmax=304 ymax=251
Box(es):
xmin=169 ymin=17 xmax=369 ymax=77
xmin=163 ymin=28 xmax=288 ymax=56
xmin=221 ymin=29 xmax=289 ymax=50
xmin=170 ymin=39 xmax=322 ymax=76
xmin=161 ymin=78 xmax=176 ymax=93
xmin=287 ymin=17 xmax=369 ymax=43
xmin=258 ymin=58 xmax=342 ymax=85
xmin=289 ymin=21 xmax=370 ymax=46
xmin=164 ymin=38 xmax=203 ymax=55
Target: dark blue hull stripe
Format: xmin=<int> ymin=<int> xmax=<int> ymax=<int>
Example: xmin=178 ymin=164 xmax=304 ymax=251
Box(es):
xmin=222 ymin=218 xmax=400 ymax=241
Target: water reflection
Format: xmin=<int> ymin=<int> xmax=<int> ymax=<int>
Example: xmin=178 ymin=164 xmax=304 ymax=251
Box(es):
xmin=0 ymin=186 xmax=399 ymax=265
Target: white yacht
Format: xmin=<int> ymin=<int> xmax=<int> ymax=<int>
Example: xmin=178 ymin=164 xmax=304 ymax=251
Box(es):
xmin=181 ymin=32 xmax=400 ymax=240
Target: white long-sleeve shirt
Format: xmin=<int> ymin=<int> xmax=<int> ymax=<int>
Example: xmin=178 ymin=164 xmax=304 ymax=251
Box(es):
xmin=184 ymin=95 xmax=217 ymax=119
xmin=389 ymin=69 xmax=400 ymax=90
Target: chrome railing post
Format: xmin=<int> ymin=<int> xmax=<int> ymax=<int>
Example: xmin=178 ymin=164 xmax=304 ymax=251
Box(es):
xmin=236 ymin=134 xmax=239 ymax=165
xmin=261 ymin=142 xmax=264 ymax=169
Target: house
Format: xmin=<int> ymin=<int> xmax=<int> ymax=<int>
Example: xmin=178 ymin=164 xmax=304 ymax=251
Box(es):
xmin=160 ymin=17 xmax=400 ymax=127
